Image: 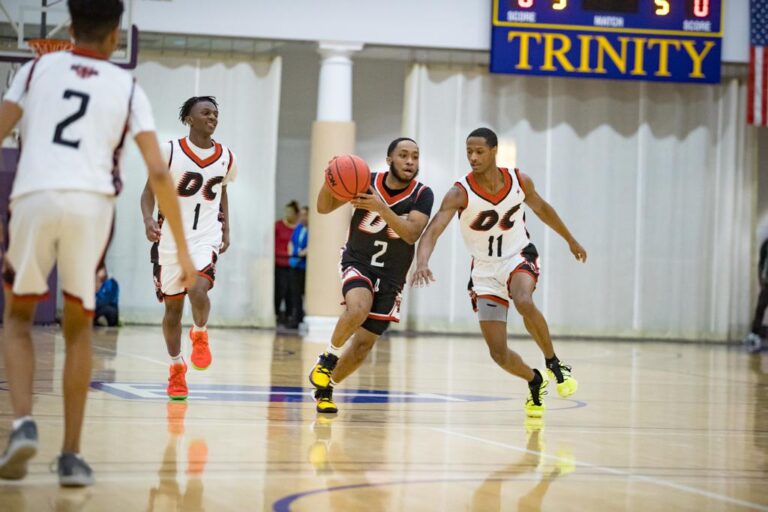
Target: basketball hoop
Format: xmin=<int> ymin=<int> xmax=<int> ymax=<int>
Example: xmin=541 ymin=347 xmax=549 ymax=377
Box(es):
xmin=27 ymin=38 xmax=74 ymax=57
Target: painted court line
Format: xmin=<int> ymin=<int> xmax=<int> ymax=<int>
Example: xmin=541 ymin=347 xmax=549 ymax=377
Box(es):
xmin=432 ymin=428 xmax=768 ymax=512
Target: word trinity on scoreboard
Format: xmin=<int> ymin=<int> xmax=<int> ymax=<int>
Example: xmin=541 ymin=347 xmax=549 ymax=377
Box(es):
xmin=491 ymin=0 xmax=722 ymax=84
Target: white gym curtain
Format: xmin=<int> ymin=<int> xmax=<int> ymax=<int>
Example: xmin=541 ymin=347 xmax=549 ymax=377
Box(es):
xmin=110 ymin=53 xmax=282 ymax=326
xmin=401 ymin=63 xmax=754 ymax=341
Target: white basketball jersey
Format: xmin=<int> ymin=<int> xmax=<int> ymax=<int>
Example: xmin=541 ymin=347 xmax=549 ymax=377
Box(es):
xmin=157 ymin=137 xmax=237 ymax=264
xmin=4 ymin=49 xmax=155 ymax=200
xmin=457 ymin=167 xmax=530 ymax=262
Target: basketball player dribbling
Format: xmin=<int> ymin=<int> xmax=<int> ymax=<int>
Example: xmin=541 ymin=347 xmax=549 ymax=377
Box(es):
xmin=412 ymin=128 xmax=586 ymax=418
xmin=141 ymin=96 xmax=237 ymax=400
xmin=0 ymin=0 xmax=195 ymax=486
xmin=308 ymin=138 xmax=434 ymax=413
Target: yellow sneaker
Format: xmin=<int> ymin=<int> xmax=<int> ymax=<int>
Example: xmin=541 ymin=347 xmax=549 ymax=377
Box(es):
xmin=309 ymin=352 xmax=339 ymax=389
xmin=546 ymin=361 xmax=578 ymax=398
xmin=314 ymin=387 xmax=338 ymax=414
xmin=525 ymin=372 xmax=548 ymax=418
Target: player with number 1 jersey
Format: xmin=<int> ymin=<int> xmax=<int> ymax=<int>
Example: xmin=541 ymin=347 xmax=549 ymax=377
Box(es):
xmin=141 ymin=96 xmax=237 ymax=400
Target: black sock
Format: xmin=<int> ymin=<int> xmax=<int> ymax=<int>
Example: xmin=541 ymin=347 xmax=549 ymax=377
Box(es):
xmin=528 ymin=369 xmax=542 ymax=387
xmin=545 ymin=355 xmax=559 ymax=368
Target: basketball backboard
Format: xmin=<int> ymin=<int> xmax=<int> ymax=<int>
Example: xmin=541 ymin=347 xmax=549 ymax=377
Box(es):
xmin=0 ymin=0 xmax=137 ymax=68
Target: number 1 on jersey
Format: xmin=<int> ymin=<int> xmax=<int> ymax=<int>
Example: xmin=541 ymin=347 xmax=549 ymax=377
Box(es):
xmin=193 ymin=203 xmax=201 ymax=230
xmin=488 ymin=235 xmax=502 ymax=257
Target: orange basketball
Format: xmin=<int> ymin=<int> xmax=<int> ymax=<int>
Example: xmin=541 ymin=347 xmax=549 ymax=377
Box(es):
xmin=324 ymin=154 xmax=371 ymax=201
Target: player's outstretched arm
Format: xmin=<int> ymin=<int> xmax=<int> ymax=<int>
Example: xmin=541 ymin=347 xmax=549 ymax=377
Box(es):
xmin=140 ymin=179 xmax=161 ymax=242
xmin=220 ymin=186 xmax=230 ymax=254
xmin=134 ymin=131 xmax=196 ymax=288
xmin=519 ymin=172 xmax=587 ymax=263
xmin=317 ymin=182 xmax=347 ymax=214
xmin=411 ymin=186 xmax=465 ymax=287
xmin=0 ymin=101 xmax=22 ymax=143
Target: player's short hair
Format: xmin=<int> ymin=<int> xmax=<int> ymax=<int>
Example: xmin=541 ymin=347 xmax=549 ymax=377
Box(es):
xmin=68 ymin=0 xmax=124 ymax=42
xmin=387 ymin=137 xmax=418 ymax=157
xmin=178 ymin=96 xmax=219 ymax=125
xmin=467 ymin=128 xmax=498 ymax=148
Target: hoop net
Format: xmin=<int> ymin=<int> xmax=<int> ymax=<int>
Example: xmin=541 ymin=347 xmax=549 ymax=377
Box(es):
xmin=27 ymin=39 xmax=74 ymax=57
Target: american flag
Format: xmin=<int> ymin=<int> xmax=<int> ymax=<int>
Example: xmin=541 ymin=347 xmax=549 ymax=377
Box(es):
xmin=750 ymin=0 xmax=768 ymax=125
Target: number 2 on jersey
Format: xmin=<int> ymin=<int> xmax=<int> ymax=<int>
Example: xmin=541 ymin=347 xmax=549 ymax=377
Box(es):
xmin=371 ymin=240 xmax=388 ymax=267
xmin=53 ymin=90 xmax=90 ymax=149
xmin=488 ymin=235 xmax=503 ymax=257
xmin=192 ymin=203 xmax=201 ymax=230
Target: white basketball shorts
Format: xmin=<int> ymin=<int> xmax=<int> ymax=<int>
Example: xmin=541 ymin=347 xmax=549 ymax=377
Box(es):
xmin=4 ymin=190 xmax=115 ymax=313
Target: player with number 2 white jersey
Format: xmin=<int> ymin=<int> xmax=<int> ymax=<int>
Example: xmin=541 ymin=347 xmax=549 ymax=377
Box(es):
xmin=0 ymin=0 xmax=194 ymax=487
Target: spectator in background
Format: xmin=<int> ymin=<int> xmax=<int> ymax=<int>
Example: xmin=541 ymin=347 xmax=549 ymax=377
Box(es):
xmin=275 ymin=200 xmax=299 ymax=326
xmin=94 ymin=263 xmax=119 ymax=327
xmin=288 ymin=206 xmax=309 ymax=329
xmin=745 ymin=237 xmax=768 ymax=353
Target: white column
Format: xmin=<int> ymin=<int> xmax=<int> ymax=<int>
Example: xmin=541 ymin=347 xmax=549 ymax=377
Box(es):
xmin=316 ymin=41 xmax=363 ymax=122
xmin=304 ymin=41 xmax=363 ymax=342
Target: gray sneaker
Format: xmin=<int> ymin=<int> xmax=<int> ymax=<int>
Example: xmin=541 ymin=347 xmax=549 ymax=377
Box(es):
xmin=57 ymin=453 xmax=94 ymax=487
xmin=0 ymin=419 xmax=38 ymax=480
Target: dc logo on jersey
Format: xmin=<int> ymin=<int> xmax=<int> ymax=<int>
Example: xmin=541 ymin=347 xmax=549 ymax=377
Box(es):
xmin=177 ymin=171 xmax=223 ymax=200
xmin=358 ymin=211 xmax=403 ymax=239
xmin=469 ymin=204 xmax=520 ymax=232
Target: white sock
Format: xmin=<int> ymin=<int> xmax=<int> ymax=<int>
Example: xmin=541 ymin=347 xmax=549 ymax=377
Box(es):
xmin=171 ymin=353 xmax=184 ymax=365
xmin=326 ymin=344 xmax=342 ymax=357
xmin=192 ymin=323 xmax=207 ymax=332
xmin=12 ymin=416 xmax=33 ymax=430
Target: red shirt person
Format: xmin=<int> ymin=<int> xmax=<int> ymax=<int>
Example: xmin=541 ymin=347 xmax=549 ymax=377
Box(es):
xmin=275 ymin=201 xmax=299 ymax=324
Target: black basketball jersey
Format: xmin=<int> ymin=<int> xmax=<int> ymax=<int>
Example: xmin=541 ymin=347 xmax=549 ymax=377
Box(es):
xmin=342 ymin=172 xmax=434 ymax=287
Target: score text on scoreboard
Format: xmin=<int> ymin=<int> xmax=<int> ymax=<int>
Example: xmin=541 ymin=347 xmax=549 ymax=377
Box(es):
xmin=490 ymin=0 xmax=722 ymax=83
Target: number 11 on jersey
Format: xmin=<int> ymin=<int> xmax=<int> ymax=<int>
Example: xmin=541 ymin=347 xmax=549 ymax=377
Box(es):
xmin=488 ymin=235 xmax=502 ymax=257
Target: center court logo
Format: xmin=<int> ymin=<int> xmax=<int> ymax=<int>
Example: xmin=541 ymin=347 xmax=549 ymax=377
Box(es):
xmin=90 ymin=382 xmax=515 ymax=404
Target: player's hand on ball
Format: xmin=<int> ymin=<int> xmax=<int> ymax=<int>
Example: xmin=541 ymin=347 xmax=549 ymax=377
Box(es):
xmin=411 ymin=265 xmax=436 ymax=288
xmin=178 ymin=252 xmax=197 ymax=289
xmin=350 ymin=187 xmax=384 ymax=213
xmin=569 ymin=240 xmax=587 ymax=263
xmin=144 ymin=218 xmax=161 ymax=242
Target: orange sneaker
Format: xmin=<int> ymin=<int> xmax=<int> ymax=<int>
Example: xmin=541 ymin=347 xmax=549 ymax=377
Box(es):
xmin=167 ymin=363 xmax=188 ymax=401
xmin=189 ymin=328 xmax=212 ymax=370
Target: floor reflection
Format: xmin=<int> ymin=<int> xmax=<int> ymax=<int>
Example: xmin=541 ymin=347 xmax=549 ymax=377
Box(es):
xmin=471 ymin=419 xmax=574 ymax=512
xmin=306 ymin=415 xmax=391 ymax=511
xmin=147 ymin=402 xmax=207 ymax=512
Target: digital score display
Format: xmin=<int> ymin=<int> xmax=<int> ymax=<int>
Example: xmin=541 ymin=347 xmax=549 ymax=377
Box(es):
xmin=490 ymin=0 xmax=722 ymax=83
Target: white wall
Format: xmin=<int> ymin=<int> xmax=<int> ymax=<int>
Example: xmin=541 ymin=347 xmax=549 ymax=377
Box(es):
xmin=135 ymin=0 xmax=748 ymax=63
xmin=275 ymin=49 xmax=407 ymax=217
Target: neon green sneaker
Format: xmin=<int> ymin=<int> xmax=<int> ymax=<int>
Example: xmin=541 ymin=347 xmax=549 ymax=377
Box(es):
xmin=546 ymin=361 xmax=578 ymax=398
xmin=525 ymin=371 xmax=548 ymax=418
